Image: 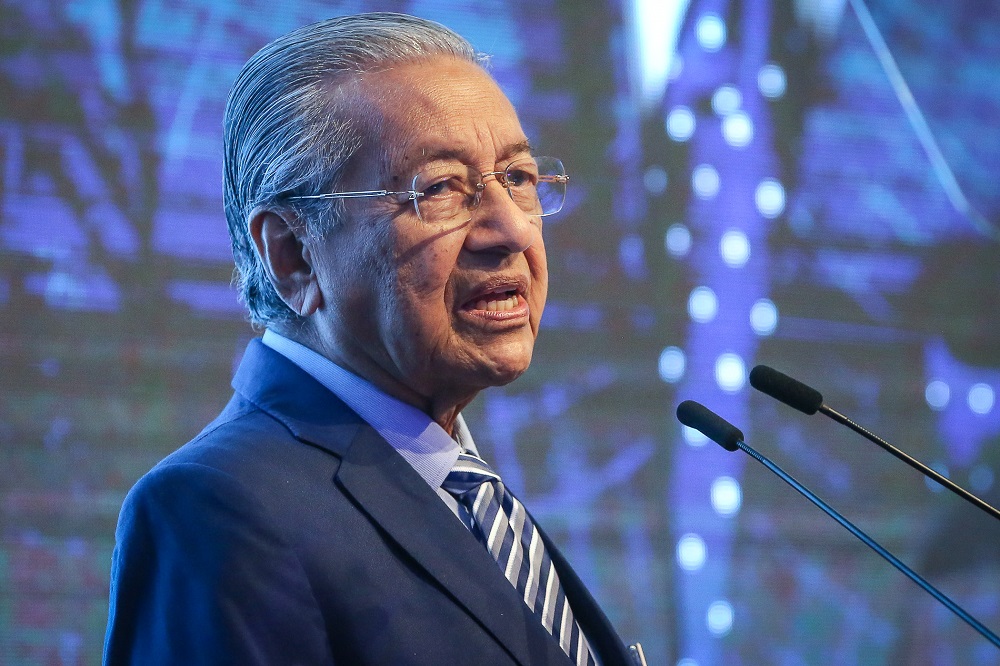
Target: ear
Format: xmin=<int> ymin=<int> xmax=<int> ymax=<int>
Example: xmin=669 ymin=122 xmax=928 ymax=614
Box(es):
xmin=248 ymin=207 xmax=323 ymax=317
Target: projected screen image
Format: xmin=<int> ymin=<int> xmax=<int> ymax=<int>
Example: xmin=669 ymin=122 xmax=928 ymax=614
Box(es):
xmin=2 ymin=0 xmax=999 ymax=663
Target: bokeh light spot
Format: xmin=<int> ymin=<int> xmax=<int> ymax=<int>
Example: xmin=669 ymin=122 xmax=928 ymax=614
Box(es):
xmin=666 ymin=106 xmax=696 ymax=141
xmin=925 ymin=380 xmax=950 ymax=410
xmin=693 ymin=164 xmax=720 ymax=199
xmin=711 ymin=85 xmax=741 ymax=115
xmin=969 ymin=383 xmax=995 ymax=414
xmin=688 ymin=286 xmax=718 ymax=323
xmin=758 ymin=63 xmax=786 ymax=98
xmin=750 ymin=299 xmax=778 ymax=336
xmin=722 ymin=112 xmax=753 ymax=147
xmin=715 ymin=353 xmax=747 ymax=393
xmin=676 ymin=533 xmax=707 ymax=571
xmin=711 ymin=476 xmax=742 ymax=516
xmin=720 ymin=229 xmax=750 ymax=267
xmin=658 ymin=346 xmax=686 ymax=383
xmin=666 ymin=223 xmax=692 ymax=258
xmin=696 ymin=14 xmax=727 ymax=52
xmin=644 ymin=165 xmax=668 ymax=194
xmin=706 ymin=600 xmax=734 ymax=636
xmin=755 ymin=178 xmax=785 ymax=218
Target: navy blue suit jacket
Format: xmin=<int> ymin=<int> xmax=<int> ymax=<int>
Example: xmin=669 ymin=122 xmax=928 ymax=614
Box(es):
xmin=104 ymin=340 xmax=632 ymax=665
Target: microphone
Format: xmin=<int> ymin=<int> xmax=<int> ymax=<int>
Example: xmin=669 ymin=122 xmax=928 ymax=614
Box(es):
xmin=675 ymin=400 xmax=1000 ymax=649
xmin=676 ymin=400 xmax=742 ymax=451
xmin=748 ymin=365 xmax=1000 ymax=523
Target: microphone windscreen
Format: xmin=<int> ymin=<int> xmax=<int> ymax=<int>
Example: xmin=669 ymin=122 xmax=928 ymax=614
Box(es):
xmin=749 ymin=365 xmax=823 ymax=415
xmin=676 ymin=400 xmax=744 ymax=451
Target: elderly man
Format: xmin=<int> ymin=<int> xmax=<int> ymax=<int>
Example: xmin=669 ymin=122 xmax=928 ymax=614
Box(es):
xmin=104 ymin=12 xmax=633 ymax=666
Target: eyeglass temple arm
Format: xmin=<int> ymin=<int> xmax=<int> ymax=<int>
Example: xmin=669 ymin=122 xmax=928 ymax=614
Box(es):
xmin=289 ymin=190 xmax=418 ymax=201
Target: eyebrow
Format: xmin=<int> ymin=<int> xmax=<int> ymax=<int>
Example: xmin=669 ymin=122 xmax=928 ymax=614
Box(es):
xmin=416 ymin=140 xmax=534 ymax=167
xmin=498 ymin=140 xmax=534 ymax=162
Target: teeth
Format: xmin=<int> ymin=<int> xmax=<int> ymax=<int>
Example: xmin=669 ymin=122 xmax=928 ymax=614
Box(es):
xmin=474 ymin=294 xmax=518 ymax=311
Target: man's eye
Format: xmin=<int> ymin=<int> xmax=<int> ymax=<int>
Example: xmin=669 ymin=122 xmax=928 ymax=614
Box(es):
xmin=506 ymin=168 xmax=537 ymax=188
xmin=420 ymin=175 xmax=475 ymax=199
xmin=421 ymin=180 xmax=450 ymax=198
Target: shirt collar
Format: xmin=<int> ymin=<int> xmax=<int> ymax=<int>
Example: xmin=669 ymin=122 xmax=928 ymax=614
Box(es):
xmin=260 ymin=329 xmax=476 ymax=490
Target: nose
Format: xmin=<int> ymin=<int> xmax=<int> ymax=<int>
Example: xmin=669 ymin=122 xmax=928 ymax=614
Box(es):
xmin=463 ymin=178 xmax=539 ymax=255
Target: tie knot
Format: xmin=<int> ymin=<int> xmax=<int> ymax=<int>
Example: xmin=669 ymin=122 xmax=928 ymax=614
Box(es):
xmin=442 ymin=452 xmax=501 ymax=497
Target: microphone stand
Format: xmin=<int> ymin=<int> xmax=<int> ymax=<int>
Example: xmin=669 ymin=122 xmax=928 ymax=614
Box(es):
xmin=749 ymin=364 xmax=1000 ymax=523
xmin=735 ymin=437 xmax=1000 ymax=649
xmin=676 ymin=400 xmax=1000 ymax=650
xmin=818 ymin=402 xmax=1000 ymax=522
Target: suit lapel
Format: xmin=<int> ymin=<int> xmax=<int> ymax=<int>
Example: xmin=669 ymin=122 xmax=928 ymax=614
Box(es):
xmin=335 ymin=425 xmax=573 ymax=666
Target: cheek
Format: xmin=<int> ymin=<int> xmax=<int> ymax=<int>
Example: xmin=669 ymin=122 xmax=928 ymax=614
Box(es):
xmin=397 ymin=250 xmax=450 ymax=303
xmin=392 ymin=240 xmax=461 ymax=329
xmin=336 ymin=218 xmax=402 ymax=324
xmin=527 ymin=244 xmax=549 ymax=311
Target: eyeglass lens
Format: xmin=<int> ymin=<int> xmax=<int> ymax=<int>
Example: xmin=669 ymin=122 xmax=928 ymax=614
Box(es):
xmin=410 ymin=156 xmax=566 ymax=224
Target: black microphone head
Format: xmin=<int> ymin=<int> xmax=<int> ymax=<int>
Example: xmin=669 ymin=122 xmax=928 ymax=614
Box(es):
xmin=676 ymin=400 xmax=744 ymax=452
xmin=749 ymin=365 xmax=823 ymax=415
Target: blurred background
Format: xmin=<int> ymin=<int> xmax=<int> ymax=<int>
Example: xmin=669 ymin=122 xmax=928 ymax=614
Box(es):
xmin=2 ymin=0 xmax=1000 ymax=663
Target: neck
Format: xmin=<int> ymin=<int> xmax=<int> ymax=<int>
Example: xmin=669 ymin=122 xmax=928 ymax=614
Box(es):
xmin=271 ymin=323 xmax=475 ymax=435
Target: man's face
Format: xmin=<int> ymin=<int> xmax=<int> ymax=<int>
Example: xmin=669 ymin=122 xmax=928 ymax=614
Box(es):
xmin=309 ymin=56 xmax=548 ymax=415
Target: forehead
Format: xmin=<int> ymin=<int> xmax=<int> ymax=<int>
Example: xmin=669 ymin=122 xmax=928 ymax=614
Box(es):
xmin=353 ymin=56 xmax=530 ymax=175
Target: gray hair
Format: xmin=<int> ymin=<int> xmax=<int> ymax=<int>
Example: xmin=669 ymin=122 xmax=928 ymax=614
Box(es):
xmin=223 ymin=12 xmax=479 ymax=327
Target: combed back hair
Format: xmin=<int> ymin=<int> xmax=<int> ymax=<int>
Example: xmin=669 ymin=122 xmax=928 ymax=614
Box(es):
xmin=223 ymin=12 xmax=480 ymax=327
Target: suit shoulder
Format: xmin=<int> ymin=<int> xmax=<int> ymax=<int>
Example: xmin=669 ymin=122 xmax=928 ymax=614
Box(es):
xmin=157 ymin=395 xmax=350 ymax=480
xmin=120 ymin=394 xmax=356 ymax=539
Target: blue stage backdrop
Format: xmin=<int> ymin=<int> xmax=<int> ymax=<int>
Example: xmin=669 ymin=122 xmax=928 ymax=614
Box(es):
xmin=2 ymin=0 xmax=999 ymax=663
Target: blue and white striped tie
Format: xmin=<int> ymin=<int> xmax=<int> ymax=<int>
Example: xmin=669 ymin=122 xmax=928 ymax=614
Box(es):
xmin=443 ymin=452 xmax=597 ymax=666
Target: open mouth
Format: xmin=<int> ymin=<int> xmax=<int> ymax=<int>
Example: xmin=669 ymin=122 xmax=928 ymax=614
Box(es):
xmin=467 ymin=288 xmax=521 ymax=312
xmin=461 ymin=277 xmax=529 ymax=316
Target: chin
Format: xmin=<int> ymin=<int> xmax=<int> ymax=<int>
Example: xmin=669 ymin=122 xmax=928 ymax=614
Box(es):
xmin=477 ymin=347 xmax=533 ymax=388
xmin=485 ymin=364 xmax=527 ymax=388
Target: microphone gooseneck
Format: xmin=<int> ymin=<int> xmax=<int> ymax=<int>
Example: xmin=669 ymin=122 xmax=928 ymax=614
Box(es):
xmin=675 ymin=400 xmax=1000 ymax=650
xmin=749 ymin=364 xmax=1000 ymax=523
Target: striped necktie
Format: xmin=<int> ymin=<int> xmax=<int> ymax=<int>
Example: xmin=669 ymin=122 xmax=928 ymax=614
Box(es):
xmin=442 ymin=452 xmax=597 ymax=666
